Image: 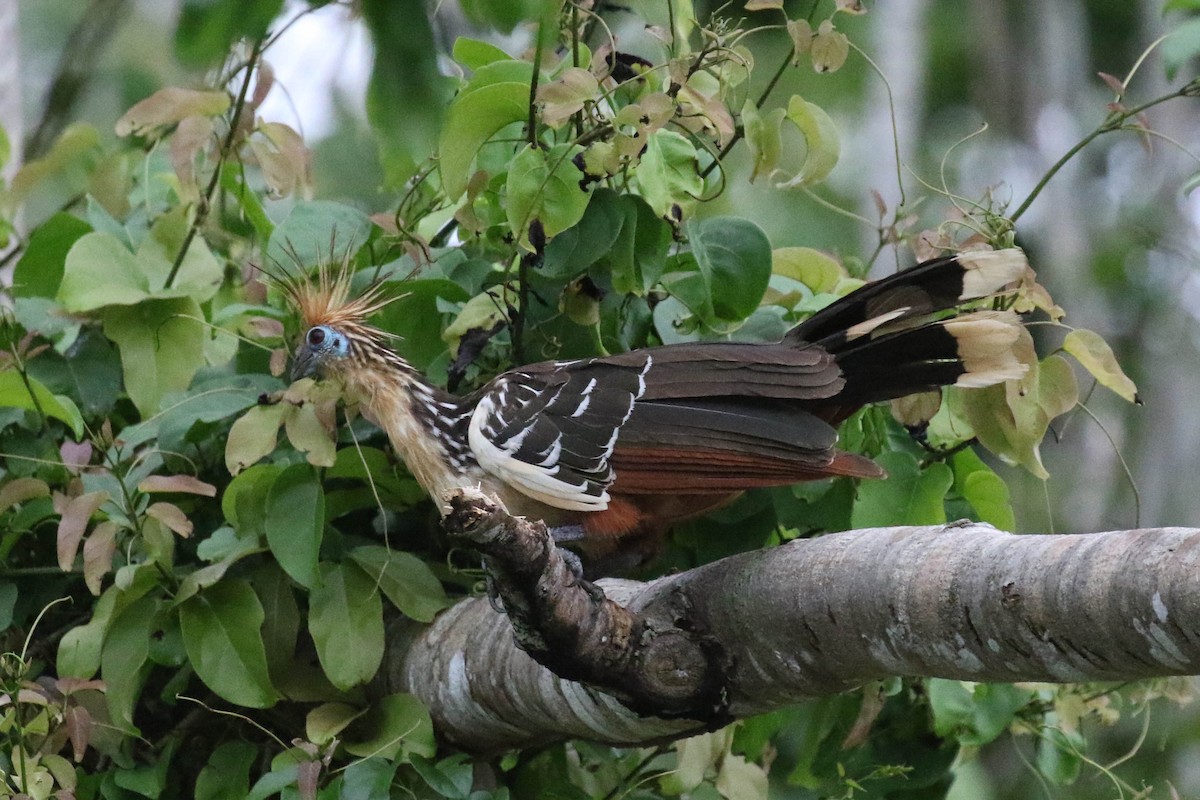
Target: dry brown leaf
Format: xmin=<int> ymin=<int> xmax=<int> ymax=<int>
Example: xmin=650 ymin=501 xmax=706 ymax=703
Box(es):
xmin=57 ymin=491 xmax=109 ymax=572
xmin=115 ymin=87 xmax=230 ymax=138
xmin=169 ymin=115 xmax=214 ymax=199
xmin=250 ymin=121 xmax=313 ymax=200
xmin=146 ymin=502 xmax=194 ymax=538
xmin=0 ymin=477 xmax=50 ymax=514
xmin=138 ymin=474 xmax=217 ymax=497
xmin=65 ymin=704 xmax=94 ymax=763
xmin=82 ymin=520 xmax=118 ymax=596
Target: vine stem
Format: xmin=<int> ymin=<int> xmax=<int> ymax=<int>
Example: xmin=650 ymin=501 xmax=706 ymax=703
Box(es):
xmin=1010 ymin=82 xmax=1199 ymax=224
xmin=526 ymin=21 xmax=546 ymax=149
xmin=164 ymin=38 xmax=263 ymax=289
xmin=699 ymin=44 xmax=795 ymax=180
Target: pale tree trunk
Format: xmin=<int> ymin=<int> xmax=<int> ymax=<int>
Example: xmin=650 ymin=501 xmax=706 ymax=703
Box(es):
xmin=383 ymin=505 xmax=1200 ymax=754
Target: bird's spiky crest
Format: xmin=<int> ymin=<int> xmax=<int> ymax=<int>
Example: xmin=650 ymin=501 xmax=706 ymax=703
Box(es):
xmin=260 ymin=242 xmax=398 ymax=345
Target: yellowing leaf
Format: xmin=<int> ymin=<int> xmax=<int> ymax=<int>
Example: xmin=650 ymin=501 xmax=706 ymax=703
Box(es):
xmin=637 ymin=128 xmax=703 ymax=218
xmin=505 ymin=143 xmax=590 ymax=246
xmin=745 ymin=0 xmax=784 ymax=9
xmin=741 ymin=101 xmax=785 ymax=183
xmin=775 ymin=96 xmax=840 ymax=189
xmin=284 ymin=401 xmax=337 ymax=468
xmin=442 ymin=286 xmax=517 ymax=356
xmin=787 ymin=19 xmax=814 ymax=58
xmin=811 ymin=21 xmax=850 ymax=73
xmin=115 ymin=87 xmax=231 ymax=138
xmin=250 ymin=121 xmax=313 ymax=200
xmin=1063 ymin=328 xmax=1139 ymax=403
xmin=225 ymin=404 xmax=286 ymax=475
xmin=771 ymin=247 xmax=845 ymax=292
xmin=537 ymin=67 xmax=598 ymax=128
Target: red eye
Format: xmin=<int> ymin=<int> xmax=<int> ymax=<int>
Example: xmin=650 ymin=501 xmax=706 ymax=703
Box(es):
xmin=307 ymin=328 xmax=326 ymax=346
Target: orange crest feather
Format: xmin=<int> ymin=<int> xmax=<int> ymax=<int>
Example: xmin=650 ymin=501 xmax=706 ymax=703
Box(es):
xmin=269 ymin=257 xmax=398 ymax=343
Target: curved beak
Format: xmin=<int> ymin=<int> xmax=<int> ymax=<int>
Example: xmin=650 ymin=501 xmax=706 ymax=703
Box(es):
xmin=290 ymin=347 xmax=318 ymax=382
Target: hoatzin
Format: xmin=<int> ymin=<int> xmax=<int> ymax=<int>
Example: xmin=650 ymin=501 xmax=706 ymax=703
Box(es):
xmin=285 ymin=249 xmax=1029 ymax=563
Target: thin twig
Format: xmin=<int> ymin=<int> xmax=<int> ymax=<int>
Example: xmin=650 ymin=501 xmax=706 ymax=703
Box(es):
xmin=164 ymin=38 xmax=264 ymax=289
xmin=1010 ymin=82 xmax=1200 ymax=223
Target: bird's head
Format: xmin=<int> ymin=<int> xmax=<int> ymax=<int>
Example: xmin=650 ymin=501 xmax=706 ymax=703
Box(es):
xmin=271 ymin=261 xmax=397 ymax=383
xmin=291 ymin=323 xmax=353 ymax=381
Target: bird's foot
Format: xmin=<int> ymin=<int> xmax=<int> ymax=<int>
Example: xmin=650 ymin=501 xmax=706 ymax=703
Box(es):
xmin=549 ymin=523 xmax=587 ymax=543
xmin=555 ymin=545 xmax=605 ymax=603
xmin=484 ymin=568 xmax=504 ymax=614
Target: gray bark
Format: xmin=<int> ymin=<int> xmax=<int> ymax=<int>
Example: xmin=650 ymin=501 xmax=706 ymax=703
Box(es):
xmin=385 ymin=520 xmax=1200 ymax=754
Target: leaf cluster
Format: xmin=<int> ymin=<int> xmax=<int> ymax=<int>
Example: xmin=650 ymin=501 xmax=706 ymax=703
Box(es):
xmin=0 ymin=0 xmax=1180 ymax=798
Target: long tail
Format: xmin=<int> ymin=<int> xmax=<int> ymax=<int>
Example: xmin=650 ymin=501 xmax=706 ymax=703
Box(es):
xmin=788 ymin=249 xmax=1030 ymax=407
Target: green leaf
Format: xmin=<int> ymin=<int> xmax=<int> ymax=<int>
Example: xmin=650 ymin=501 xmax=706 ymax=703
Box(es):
xmin=58 ymin=585 xmax=127 ymax=679
xmin=1163 ymin=17 xmax=1200 ymax=80
xmin=506 ymin=143 xmax=590 ymax=245
xmin=851 ymin=451 xmax=954 ymax=528
xmin=410 ymin=755 xmax=475 ymax=800
xmin=340 ymin=758 xmax=400 ymax=800
xmin=951 ymin=449 xmax=1015 ymax=531
xmin=452 ymin=37 xmax=512 ymax=70
xmin=59 ymin=232 xmax=151 ymax=311
xmin=0 ymin=371 xmax=85 ymax=439
xmin=180 ymin=579 xmax=280 ymax=708
xmin=102 ymin=297 xmax=206 ymax=418
xmin=349 ymin=546 xmax=449 ymax=622
xmin=135 ymin=205 xmax=224 ymax=304
xmin=372 ymin=279 xmax=470 ymax=372
xmin=175 ymin=0 xmax=284 ymax=66
xmin=307 ymin=702 xmax=366 ymax=745
xmin=928 ymin=679 xmax=1033 ymax=746
xmin=26 ymin=328 xmax=122 ymax=417
xmin=249 ymin=562 xmax=301 ymax=679
xmin=101 ymin=596 xmax=156 ymax=733
xmin=58 ymin=217 xmax=221 ymax=312
xmin=542 ymin=188 xmax=625 ymax=280
xmin=610 ymin=194 xmax=671 ymax=295
xmin=12 ymin=213 xmax=91 ymax=298
xmin=224 ymin=404 xmax=286 ymax=476
xmin=637 ymin=129 xmax=703 ymax=218
xmin=1062 ymin=328 xmax=1138 ymax=403
xmin=742 ymin=101 xmax=785 ymax=182
xmin=264 ymin=200 xmax=372 ymax=269
xmin=362 ymin=0 xmax=451 ymax=187
xmin=459 ymin=0 xmax=557 ymax=32
xmin=222 ymin=463 xmax=283 ymax=537
xmin=775 ymin=95 xmax=840 ymax=189
xmin=343 ymin=693 xmax=436 ymax=761
xmin=0 ymin=583 xmax=16 ymax=632
xmin=666 ymin=217 xmax=772 ymax=328
xmin=265 ymin=464 xmax=325 ymax=590
xmin=1037 ymin=725 xmax=1084 ymax=785
xmin=196 ymin=741 xmax=257 ymax=800
xmin=309 ymin=562 xmax=385 ymax=690
xmin=439 ymin=64 xmax=533 ymax=200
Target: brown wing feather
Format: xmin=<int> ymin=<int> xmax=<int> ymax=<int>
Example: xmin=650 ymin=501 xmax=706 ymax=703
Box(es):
xmin=610 ymin=447 xmax=882 ymax=493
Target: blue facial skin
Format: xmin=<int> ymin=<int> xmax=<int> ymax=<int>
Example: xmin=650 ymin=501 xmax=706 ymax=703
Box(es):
xmin=291 ymin=325 xmax=350 ymax=381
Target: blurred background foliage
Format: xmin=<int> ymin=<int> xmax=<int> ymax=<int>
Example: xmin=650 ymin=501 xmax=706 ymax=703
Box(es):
xmin=4 ymin=0 xmax=1200 ymax=798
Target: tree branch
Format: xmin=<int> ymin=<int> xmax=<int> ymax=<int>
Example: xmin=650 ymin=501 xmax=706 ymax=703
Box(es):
xmin=384 ymin=497 xmax=1200 ymax=754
